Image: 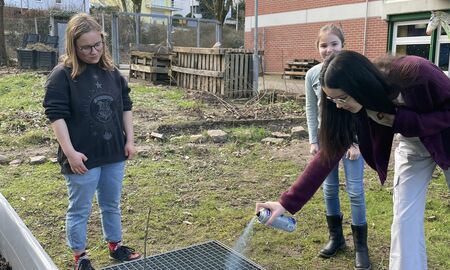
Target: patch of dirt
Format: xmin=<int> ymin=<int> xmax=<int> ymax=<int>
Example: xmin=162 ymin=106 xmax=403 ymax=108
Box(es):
xmin=0 ymin=69 xmax=309 ymax=167
xmin=270 ymin=140 xmax=312 ymax=165
xmin=0 ymin=66 xmax=21 ymax=77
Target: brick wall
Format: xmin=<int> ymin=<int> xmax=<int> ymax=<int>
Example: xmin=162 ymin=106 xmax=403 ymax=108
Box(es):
xmin=245 ymin=1 xmax=388 ymax=73
xmin=246 ymin=0 xmax=379 ymax=16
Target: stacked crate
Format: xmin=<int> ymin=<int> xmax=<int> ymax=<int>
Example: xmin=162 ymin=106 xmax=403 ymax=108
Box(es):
xmin=16 ymin=34 xmax=58 ymax=70
xmin=16 ymin=33 xmax=40 ymax=69
xmin=35 ymin=36 xmax=58 ymax=70
xmin=283 ymin=59 xmax=320 ymax=79
xmin=129 ymin=44 xmax=171 ymax=84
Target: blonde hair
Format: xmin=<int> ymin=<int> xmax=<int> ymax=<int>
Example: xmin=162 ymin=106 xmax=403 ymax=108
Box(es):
xmin=62 ymin=13 xmax=114 ymax=79
xmin=315 ymin=23 xmax=345 ymax=49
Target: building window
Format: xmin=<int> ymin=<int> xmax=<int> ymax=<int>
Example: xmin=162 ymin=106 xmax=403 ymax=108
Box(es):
xmin=153 ymin=0 xmax=167 ymax=6
xmin=392 ymin=20 xmax=431 ymax=60
xmin=392 ymin=19 xmax=448 ymax=74
xmin=192 ymin=5 xmax=199 ymax=14
xmin=56 ymin=0 xmax=62 ymax=3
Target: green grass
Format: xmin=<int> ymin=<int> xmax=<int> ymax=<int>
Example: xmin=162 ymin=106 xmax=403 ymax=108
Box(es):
xmin=225 ymin=126 xmax=270 ymax=142
xmin=0 ymin=73 xmax=449 ymax=270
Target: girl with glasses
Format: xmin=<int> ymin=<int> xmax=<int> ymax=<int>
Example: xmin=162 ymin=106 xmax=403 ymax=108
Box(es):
xmin=256 ymin=50 xmax=450 ymax=270
xmin=43 ymin=13 xmax=141 ymax=270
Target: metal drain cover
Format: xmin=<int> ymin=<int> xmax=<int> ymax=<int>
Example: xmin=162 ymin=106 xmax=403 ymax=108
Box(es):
xmin=101 ymin=240 xmax=264 ymax=270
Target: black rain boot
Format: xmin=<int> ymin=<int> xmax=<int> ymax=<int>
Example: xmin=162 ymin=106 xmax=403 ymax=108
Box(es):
xmin=319 ymin=214 xmax=346 ymax=258
xmin=351 ymin=224 xmax=371 ymax=270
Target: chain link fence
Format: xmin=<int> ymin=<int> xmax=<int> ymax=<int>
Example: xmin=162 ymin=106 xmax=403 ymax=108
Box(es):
xmin=4 ymin=8 xmax=244 ymax=66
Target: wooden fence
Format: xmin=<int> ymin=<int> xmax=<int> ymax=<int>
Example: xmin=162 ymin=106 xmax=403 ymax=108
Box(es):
xmin=171 ymin=47 xmax=256 ymax=98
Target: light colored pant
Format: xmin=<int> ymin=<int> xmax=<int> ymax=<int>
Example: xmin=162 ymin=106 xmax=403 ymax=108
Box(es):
xmin=64 ymin=161 xmax=125 ymax=252
xmin=389 ymin=135 xmax=450 ymax=270
xmin=322 ymin=155 xmax=367 ymax=225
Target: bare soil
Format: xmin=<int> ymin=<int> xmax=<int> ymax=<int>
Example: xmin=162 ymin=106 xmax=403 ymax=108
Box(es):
xmin=258 ymin=74 xmax=305 ymax=95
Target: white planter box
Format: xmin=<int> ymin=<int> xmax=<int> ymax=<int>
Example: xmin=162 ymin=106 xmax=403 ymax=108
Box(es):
xmin=0 ymin=193 xmax=58 ymax=270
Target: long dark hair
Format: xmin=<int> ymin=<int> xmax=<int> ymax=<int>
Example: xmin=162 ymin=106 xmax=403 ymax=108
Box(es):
xmin=318 ymin=50 xmax=396 ymax=162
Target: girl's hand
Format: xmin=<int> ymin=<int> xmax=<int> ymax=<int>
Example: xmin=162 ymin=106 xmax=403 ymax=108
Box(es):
xmin=255 ymin=201 xmax=287 ymax=225
xmin=66 ymin=151 xmax=88 ymax=174
xmin=310 ymin=143 xmax=319 ymax=155
xmin=346 ymin=144 xmax=361 ymax=160
xmin=124 ymin=141 xmax=136 ymax=160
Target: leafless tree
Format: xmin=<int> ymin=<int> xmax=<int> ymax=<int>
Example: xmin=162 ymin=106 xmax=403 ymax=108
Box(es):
xmin=201 ymin=0 xmax=233 ymax=24
xmin=120 ymin=0 xmax=128 ymax=12
xmin=131 ymin=0 xmax=142 ymax=13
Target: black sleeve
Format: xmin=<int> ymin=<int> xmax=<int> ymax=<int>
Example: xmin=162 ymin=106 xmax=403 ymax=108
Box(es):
xmin=116 ymin=68 xmax=133 ymax=111
xmin=42 ymin=65 xmax=71 ymax=122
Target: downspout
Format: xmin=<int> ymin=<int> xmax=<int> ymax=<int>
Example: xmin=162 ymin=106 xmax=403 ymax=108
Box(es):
xmin=362 ymin=0 xmax=369 ymax=55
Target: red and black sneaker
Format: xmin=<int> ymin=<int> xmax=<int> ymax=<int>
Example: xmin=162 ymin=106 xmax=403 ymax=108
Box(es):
xmin=109 ymin=242 xmax=141 ymax=262
xmin=74 ymin=253 xmax=95 ymax=270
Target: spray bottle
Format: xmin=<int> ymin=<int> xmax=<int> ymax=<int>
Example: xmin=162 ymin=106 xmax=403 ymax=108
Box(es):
xmin=256 ymin=208 xmax=296 ymax=232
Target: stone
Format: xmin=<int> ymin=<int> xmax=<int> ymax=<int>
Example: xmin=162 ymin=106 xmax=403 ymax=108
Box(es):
xmin=271 ymin=131 xmax=291 ymax=138
xmin=29 ymin=156 xmax=47 ymax=165
xmin=150 ymin=132 xmax=165 ymax=140
xmin=189 ymin=134 xmax=206 ymax=144
xmin=9 ymin=159 xmax=22 ymax=166
xmin=0 ymin=155 xmax=8 ymax=165
xmin=291 ymin=126 xmax=308 ymax=138
xmin=261 ymin=137 xmax=284 ymax=145
xmin=207 ymin=129 xmax=227 ymax=143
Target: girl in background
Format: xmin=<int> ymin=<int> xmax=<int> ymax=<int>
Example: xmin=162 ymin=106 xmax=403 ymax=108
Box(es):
xmin=305 ymin=24 xmax=370 ymax=269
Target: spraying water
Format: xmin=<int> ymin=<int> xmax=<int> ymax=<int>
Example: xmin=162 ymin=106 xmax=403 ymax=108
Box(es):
xmin=225 ymin=216 xmax=257 ymax=270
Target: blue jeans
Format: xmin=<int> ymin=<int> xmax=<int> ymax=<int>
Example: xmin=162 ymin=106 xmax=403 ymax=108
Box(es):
xmin=322 ymin=155 xmax=366 ymax=225
xmin=64 ymin=161 xmax=125 ymax=252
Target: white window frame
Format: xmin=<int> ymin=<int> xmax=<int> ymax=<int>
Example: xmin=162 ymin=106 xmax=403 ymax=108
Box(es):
xmin=434 ymin=26 xmax=450 ymax=75
xmin=391 ymin=20 xmax=431 ymax=55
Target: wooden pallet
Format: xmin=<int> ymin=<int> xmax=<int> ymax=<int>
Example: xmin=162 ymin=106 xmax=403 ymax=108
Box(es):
xmin=283 ymin=58 xmax=319 ymax=79
xmin=129 ymin=44 xmax=172 ymax=84
xmin=171 ymin=47 xmax=257 ymax=98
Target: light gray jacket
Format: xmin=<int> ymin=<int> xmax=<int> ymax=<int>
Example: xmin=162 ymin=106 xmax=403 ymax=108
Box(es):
xmin=304 ymin=63 xmax=323 ymax=145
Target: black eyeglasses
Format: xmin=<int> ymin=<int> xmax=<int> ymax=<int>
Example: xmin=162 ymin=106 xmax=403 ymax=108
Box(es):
xmin=326 ymin=95 xmax=349 ymax=104
xmin=78 ymin=41 xmax=104 ymax=54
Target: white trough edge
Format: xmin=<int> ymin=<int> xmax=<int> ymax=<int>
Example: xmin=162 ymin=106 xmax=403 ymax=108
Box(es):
xmin=0 ymin=192 xmax=59 ymax=270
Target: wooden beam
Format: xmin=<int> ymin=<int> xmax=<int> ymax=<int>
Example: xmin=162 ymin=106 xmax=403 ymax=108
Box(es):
xmin=130 ymin=51 xmax=171 ymax=60
xmin=284 ymin=71 xmax=307 ymax=76
xmin=173 ymin=47 xmax=224 ymax=55
xmin=130 ymin=64 xmax=168 ymax=74
xmin=171 ymin=65 xmax=224 ymax=78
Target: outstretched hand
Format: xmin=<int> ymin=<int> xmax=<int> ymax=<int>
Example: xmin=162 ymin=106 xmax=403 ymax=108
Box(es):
xmin=255 ymin=201 xmax=286 ymax=225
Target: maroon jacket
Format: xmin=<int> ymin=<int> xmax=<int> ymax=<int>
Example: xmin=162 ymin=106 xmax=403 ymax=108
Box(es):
xmin=280 ymin=56 xmax=450 ymax=214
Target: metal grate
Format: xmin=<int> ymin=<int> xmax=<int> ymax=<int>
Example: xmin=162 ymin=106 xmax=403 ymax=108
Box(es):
xmin=101 ymin=240 xmax=264 ymax=270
